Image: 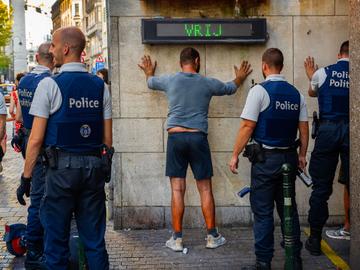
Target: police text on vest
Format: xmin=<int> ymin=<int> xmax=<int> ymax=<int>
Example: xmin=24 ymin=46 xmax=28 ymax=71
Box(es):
xmin=330 ymin=71 xmax=349 ymax=88
xmin=275 ymin=101 xmax=299 ymax=111
xmin=69 ymin=97 xmax=100 ymax=108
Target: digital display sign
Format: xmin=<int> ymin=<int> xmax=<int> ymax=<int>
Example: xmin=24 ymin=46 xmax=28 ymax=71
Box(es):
xmin=142 ymin=18 xmax=267 ymax=44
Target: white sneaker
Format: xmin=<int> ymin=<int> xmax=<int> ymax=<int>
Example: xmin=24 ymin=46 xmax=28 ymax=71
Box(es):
xmin=326 ymin=227 xmax=350 ymax=240
xmin=206 ymin=232 xmax=226 ymax=249
xmin=165 ymin=236 xmax=183 ymax=252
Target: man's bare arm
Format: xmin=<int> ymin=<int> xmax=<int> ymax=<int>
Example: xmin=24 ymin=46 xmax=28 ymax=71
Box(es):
xmin=103 ymin=119 xmax=113 ymax=148
xmin=298 ymin=121 xmax=309 ymax=170
xmin=0 ymin=114 xmax=6 ymax=140
xmin=15 ymin=100 xmax=23 ymax=122
xmin=229 ymin=119 xmax=257 ymax=174
xmin=23 ymin=117 xmax=48 ymax=178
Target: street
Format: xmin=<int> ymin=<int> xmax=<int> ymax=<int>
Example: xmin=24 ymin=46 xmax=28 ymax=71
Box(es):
xmin=0 ymin=121 xmax=350 ymax=270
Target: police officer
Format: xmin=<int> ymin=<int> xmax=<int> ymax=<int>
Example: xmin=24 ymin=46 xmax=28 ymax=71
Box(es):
xmin=15 ymin=42 xmax=54 ymax=269
xmin=229 ymin=48 xmax=309 ymax=270
xmin=22 ymin=26 xmax=112 ymax=270
xmin=304 ymin=41 xmax=349 ymax=255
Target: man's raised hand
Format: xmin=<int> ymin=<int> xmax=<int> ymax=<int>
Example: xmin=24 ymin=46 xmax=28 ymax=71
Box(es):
xmin=304 ymin=56 xmax=318 ymax=81
xmin=138 ymin=55 xmax=157 ymax=79
xmin=234 ymin=61 xmax=252 ymax=86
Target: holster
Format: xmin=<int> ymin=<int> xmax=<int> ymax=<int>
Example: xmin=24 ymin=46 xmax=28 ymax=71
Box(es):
xmin=43 ymin=147 xmax=58 ymax=169
xmin=311 ymin=111 xmax=319 ymax=139
xmin=101 ymin=145 xmax=115 ymax=183
xmin=243 ymin=143 xmax=265 ymax=164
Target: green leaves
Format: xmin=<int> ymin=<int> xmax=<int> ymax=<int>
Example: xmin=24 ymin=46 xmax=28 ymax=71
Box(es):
xmin=0 ymin=1 xmax=13 ymax=69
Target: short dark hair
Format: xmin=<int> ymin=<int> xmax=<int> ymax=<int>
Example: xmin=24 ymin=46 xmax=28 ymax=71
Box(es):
xmin=96 ymin=68 xmax=109 ymax=84
xmin=16 ymin=72 xmax=25 ymax=83
xmin=340 ymin=41 xmax=349 ymax=55
xmin=262 ymin=48 xmax=284 ymax=70
xmin=180 ymin=47 xmax=200 ymax=65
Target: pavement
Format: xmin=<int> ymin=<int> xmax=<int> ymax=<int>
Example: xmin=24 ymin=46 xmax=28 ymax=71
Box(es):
xmin=0 ymin=122 xmax=351 ymax=270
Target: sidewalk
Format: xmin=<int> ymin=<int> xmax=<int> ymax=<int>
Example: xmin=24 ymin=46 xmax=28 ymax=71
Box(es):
xmin=0 ymin=141 xmax=349 ymax=270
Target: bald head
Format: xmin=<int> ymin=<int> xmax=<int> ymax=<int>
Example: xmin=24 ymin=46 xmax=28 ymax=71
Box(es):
xmin=55 ymin=27 xmax=86 ymax=57
xmin=50 ymin=27 xmax=86 ymax=66
xmin=37 ymin=42 xmax=53 ymax=66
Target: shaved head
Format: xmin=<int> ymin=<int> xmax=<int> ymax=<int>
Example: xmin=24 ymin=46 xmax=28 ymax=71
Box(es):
xmin=54 ymin=27 xmax=86 ymax=57
xmin=37 ymin=42 xmax=53 ymax=65
xmin=50 ymin=26 xmax=86 ymax=67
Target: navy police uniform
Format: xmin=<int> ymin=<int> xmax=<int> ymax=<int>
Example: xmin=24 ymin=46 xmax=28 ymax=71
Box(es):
xmin=30 ymin=63 xmax=110 ymax=270
xmin=241 ymin=74 xmax=308 ymax=265
xmin=17 ymin=66 xmax=52 ymax=261
xmin=308 ymin=59 xmax=349 ymax=237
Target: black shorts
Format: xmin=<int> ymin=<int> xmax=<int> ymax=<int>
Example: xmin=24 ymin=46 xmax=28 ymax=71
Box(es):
xmin=166 ymin=132 xmax=213 ymax=180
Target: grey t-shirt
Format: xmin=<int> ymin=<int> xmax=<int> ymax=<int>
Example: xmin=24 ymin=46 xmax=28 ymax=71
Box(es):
xmin=30 ymin=62 xmax=112 ymax=120
xmin=148 ymin=72 xmax=238 ymax=133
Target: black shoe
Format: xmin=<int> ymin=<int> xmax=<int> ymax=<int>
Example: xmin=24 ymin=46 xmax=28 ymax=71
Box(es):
xmin=25 ymin=249 xmax=46 ymax=270
xmin=305 ymin=236 xmax=321 ymax=256
xmin=255 ymin=261 xmax=271 ymax=270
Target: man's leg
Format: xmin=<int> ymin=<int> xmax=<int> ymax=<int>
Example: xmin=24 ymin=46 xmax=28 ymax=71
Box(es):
xmin=250 ymin=154 xmax=278 ymax=266
xmin=75 ymin=158 xmax=109 ymax=270
xmin=196 ymin=179 xmax=215 ymax=230
xmin=307 ymin=123 xmax=340 ymax=255
xmin=170 ymin=177 xmax=186 ymax=235
xmin=25 ymin=161 xmax=45 ymax=268
xmin=41 ymin=167 xmax=76 ymax=270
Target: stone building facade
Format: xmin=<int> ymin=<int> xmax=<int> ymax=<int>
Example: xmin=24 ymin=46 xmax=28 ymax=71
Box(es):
xmin=108 ymin=0 xmax=349 ymax=229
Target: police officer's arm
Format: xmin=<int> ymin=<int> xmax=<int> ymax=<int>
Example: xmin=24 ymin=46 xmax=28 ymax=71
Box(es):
xmin=15 ymin=100 xmax=23 ymax=122
xmin=23 ymin=117 xmax=47 ymax=178
xmin=298 ymin=121 xmax=309 ymax=170
xmin=304 ymin=56 xmax=318 ymax=97
xmin=103 ymin=119 xmax=112 ymax=147
xmin=229 ymin=119 xmax=257 ymax=174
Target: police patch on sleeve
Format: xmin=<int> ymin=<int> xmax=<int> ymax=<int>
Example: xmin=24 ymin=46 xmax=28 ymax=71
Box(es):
xmin=80 ymin=124 xmax=91 ymax=138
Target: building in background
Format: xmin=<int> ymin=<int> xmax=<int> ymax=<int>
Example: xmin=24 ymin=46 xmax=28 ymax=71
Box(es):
xmin=82 ymin=0 xmax=108 ymax=73
xmin=51 ymin=0 xmax=61 ymax=31
xmin=7 ymin=0 xmax=27 ymax=81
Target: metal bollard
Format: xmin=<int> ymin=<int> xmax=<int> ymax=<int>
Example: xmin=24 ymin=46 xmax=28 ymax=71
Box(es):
xmin=78 ymin=239 xmax=87 ymax=270
xmin=282 ymin=163 xmax=294 ymax=270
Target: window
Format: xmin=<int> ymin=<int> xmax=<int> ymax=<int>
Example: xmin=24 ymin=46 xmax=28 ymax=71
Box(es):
xmin=75 ymin=3 xmax=79 ymax=16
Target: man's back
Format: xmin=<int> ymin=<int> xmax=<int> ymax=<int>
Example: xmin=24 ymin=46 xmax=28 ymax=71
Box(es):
xmin=148 ymin=72 xmax=237 ymax=133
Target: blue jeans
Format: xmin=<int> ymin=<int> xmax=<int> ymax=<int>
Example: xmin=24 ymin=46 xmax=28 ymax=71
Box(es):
xmin=308 ymin=121 xmax=349 ymax=232
xmin=250 ymin=151 xmax=302 ymax=263
xmin=40 ymin=154 xmax=109 ymax=270
xmin=25 ymin=160 xmax=45 ymax=248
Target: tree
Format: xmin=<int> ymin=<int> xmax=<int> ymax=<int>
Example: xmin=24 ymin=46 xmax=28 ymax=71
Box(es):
xmin=0 ymin=0 xmax=13 ymax=70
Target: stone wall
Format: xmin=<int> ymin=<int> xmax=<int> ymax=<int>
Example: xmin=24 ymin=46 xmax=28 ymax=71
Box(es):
xmin=109 ymin=0 xmax=349 ymax=229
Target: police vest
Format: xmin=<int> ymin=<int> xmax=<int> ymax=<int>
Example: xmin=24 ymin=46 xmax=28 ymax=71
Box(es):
xmin=18 ymin=72 xmax=51 ymax=129
xmin=318 ymin=60 xmax=349 ymax=121
xmin=253 ymin=80 xmax=301 ymax=147
xmin=44 ymin=72 xmax=104 ymax=153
